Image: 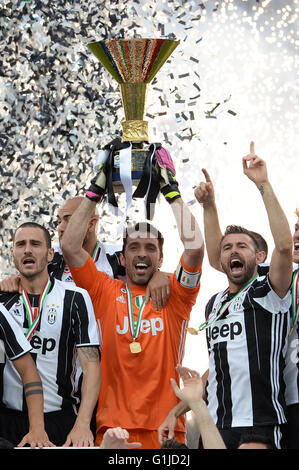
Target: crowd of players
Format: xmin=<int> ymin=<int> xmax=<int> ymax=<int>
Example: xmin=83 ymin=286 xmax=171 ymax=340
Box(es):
xmin=0 ymin=142 xmax=298 ymax=450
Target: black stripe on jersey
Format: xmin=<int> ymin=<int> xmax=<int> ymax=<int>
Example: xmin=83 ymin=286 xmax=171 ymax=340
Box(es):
xmin=56 ymin=289 xmax=93 ymax=409
xmin=214 ymin=343 xmax=232 ymax=428
xmin=0 ymin=292 xmax=31 ymax=331
xmin=244 ymin=290 xmax=288 ymax=425
xmin=0 ymin=308 xmax=30 ymax=413
xmin=273 ymin=314 xmax=288 ymax=422
xmin=0 ymin=311 xmax=26 ymax=360
xmin=176 ymin=265 xmax=183 ymax=284
xmin=244 ymin=292 xmax=275 ymax=424
xmin=0 ymin=293 xmax=21 ymax=312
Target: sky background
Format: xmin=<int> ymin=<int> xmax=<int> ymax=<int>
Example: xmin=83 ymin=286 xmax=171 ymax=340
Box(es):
xmin=1 ymin=0 xmax=298 ymax=373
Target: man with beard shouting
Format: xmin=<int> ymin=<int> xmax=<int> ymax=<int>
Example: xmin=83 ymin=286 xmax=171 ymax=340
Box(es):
xmin=159 ymin=142 xmax=293 ymax=449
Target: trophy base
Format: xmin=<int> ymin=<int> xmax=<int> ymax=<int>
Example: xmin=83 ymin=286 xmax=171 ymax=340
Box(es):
xmin=112 ymin=147 xmax=151 ymax=194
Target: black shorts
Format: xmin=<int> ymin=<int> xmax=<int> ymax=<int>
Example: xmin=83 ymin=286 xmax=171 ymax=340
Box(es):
xmin=281 ymin=403 xmax=299 ymax=449
xmin=0 ymin=407 xmax=77 ymax=447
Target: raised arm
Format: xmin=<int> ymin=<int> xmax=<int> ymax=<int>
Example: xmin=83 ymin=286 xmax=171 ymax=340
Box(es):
xmin=194 ymin=168 xmax=223 ymax=272
xmin=60 ymin=159 xmax=107 ymax=268
xmin=171 ymin=365 xmax=226 ymax=449
xmin=60 ymin=198 xmax=97 ymax=268
xmin=156 ymin=147 xmax=204 ymax=268
xmin=243 ymin=141 xmax=293 ymax=297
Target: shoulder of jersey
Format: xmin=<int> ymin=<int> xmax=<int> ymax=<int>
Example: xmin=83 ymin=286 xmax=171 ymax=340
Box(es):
xmin=102 ymin=243 xmax=122 ymax=255
xmin=53 ymin=277 xmax=90 ymax=295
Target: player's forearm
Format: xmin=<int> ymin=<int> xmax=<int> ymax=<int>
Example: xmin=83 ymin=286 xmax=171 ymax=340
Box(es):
xmin=203 ymin=202 xmax=223 ymax=272
xmin=173 ymin=399 xmax=190 ymax=418
xmin=17 ymin=357 xmax=45 ymax=430
xmin=26 ymin=389 xmax=45 ymax=431
xmin=170 ymin=197 xmax=204 ymax=266
xmin=257 ymin=181 xmax=292 ymax=253
xmin=189 ymin=400 xmax=226 ymax=449
xmin=61 ymin=198 xmax=96 ymax=267
xmin=76 ymin=350 xmax=101 ymax=428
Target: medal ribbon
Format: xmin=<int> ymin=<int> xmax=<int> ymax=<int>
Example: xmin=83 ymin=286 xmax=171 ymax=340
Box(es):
xmin=199 ymin=274 xmax=258 ymax=331
xmin=22 ymin=277 xmax=51 ymax=341
xmin=92 ymin=241 xmax=101 ymax=262
xmin=289 ymin=270 xmax=299 ymax=336
xmin=126 ymin=283 xmax=146 ymax=342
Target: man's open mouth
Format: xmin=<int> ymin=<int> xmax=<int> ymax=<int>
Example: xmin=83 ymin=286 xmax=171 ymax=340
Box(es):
xmin=134 ymin=262 xmax=150 ymax=273
xmin=230 ymin=258 xmax=244 ymax=274
xmin=22 ymin=258 xmax=35 ymax=266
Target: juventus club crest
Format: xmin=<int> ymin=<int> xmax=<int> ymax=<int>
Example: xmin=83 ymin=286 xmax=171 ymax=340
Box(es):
xmin=47 ymin=306 xmax=57 ymax=325
xmin=232 ymin=296 xmax=243 ymax=312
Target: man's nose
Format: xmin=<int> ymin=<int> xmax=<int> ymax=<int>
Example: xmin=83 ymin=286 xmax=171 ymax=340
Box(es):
xmin=24 ymin=243 xmax=33 ymax=253
xmin=137 ymin=248 xmax=147 ymax=258
xmin=57 ymin=220 xmax=66 ymax=233
xmin=231 ymin=249 xmax=240 ymax=257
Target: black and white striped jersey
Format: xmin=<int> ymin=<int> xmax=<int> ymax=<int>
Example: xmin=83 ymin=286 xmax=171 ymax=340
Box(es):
xmin=283 ymin=266 xmax=299 ymax=406
xmin=0 ymin=277 xmax=99 ymax=413
xmin=258 ymin=264 xmax=299 ymax=407
xmin=49 ymin=243 xmax=124 ymax=282
xmin=205 ymin=272 xmax=291 ymax=428
xmin=0 ymin=304 xmax=32 ymax=362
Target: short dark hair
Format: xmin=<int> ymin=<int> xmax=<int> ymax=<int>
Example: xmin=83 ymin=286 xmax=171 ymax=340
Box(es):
xmin=220 ymin=225 xmax=259 ymax=252
xmin=122 ymin=222 xmax=164 ymax=258
xmin=161 ymin=439 xmax=189 ymax=449
xmin=238 ymin=433 xmax=276 ymax=449
xmin=250 ymin=231 xmax=268 ymax=259
xmin=13 ymin=222 xmax=52 ymax=249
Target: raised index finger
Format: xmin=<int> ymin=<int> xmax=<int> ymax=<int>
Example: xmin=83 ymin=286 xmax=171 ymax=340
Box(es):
xmin=250 ymin=141 xmax=255 ymax=155
xmin=202 ymin=168 xmax=212 ymax=183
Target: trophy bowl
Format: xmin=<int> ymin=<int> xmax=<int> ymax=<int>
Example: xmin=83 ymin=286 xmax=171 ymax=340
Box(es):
xmin=88 ymin=38 xmax=180 ymax=194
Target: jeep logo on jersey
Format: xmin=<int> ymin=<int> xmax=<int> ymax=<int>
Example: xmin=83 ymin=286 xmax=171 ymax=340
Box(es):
xmin=29 ymin=333 xmax=57 ymax=355
xmin=207 ymin=317 xmax=244 ymax=346
xmin=116 ymin=316 xmax=164 ymax=336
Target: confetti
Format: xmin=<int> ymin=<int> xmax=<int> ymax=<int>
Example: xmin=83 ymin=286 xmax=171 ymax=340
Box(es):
xmin=0 ymin=0 xmax=297 ymax=282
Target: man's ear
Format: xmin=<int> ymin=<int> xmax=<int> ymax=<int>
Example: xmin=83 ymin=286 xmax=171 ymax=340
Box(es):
xmin=87 ymin=217 xmax=99 ymax=233
xmin=158 ymin=257 xmax=163 ymax=269
xmin=120 ymin=252 xmax=126 ymax=268
xmin=48 ymin=248 xmax=55 ymax=263
xmin=256 ymin=251 xmax=266 ymax=265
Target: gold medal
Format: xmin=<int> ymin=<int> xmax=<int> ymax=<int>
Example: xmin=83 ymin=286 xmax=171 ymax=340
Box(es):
xmin=130 ymin=341 xmax=142 ymax=354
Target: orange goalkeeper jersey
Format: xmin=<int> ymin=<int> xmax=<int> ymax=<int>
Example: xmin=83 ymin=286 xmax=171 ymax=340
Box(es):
xmin=70 ymin=255 xmax=201 ymax=433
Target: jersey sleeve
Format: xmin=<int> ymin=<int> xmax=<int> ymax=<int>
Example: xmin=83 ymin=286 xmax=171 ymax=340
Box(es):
xmin=70 ymin=288 xmax=100 ymax=348
xmin=253 ymin=273 xmax=292 ymax=314
xmin=167 ymin=255 xmax=202 ymax=320
xmin=0 ymin=305 xmax=32 ymax=361
xmin=69 ymin=255 xmax=113 ymax=298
